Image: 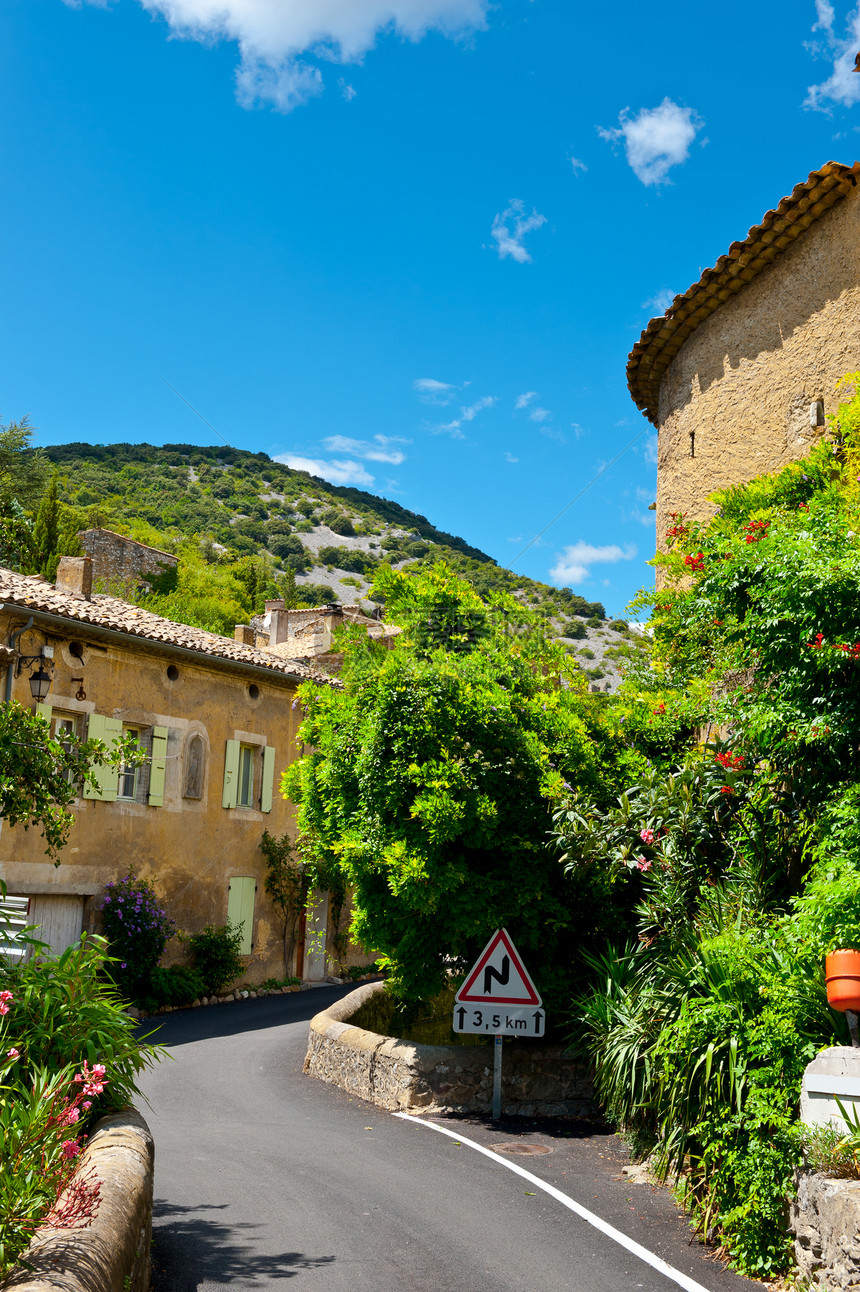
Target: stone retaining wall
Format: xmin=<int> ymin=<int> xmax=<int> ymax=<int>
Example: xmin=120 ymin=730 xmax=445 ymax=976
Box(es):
xmin=790 ymin=1169 xmax=860 ymax=1290
xmin=304 ymin=982 xmax=595 ymax=1117
xmin=1 ymin=1109 xmax=154 ymax=1292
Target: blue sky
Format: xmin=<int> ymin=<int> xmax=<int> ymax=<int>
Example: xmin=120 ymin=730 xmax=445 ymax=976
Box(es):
xmin=3 ymin=0 xmax=860 ymax=614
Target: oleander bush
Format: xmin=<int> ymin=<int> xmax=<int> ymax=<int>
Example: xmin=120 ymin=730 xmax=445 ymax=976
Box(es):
xmin=0 ymin=922 xmax=161 ymax=1277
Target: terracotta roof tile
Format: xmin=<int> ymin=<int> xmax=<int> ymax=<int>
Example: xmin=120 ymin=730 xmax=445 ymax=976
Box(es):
xmin=0 ymin=566 xmax=335 ymax=685
xmin=627 ymin=161 xmax=860 ymax=426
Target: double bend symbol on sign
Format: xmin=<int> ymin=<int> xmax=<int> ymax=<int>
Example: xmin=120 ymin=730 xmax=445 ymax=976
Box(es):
xmin=455 ymin=928 xmax=542 ymax=1007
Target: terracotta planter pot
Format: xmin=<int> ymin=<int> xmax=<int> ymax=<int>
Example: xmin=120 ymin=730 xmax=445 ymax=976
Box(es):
xmin=826 ymin=950 xmax=860 ymax=1012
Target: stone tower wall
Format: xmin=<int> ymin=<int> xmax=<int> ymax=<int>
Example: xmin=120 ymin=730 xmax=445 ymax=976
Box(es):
xmin=655 ymin=182 xmax=860 ymax=558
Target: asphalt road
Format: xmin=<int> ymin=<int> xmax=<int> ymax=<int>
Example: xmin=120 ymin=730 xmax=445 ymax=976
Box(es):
xmin=137 ymin=988 xmax=761 ymax=1292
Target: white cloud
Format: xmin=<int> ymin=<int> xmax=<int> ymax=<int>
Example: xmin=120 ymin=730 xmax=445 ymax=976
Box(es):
xmin=570 ymin=422 xmax=586 ymax=440
xmin=65 ymin=0 xmax=488 ymax=111
xmin=644 ymin=435 xmax=658 ymax=465
xmin=322 ymin=434 xmax=409 ymax=464
xmin=598 ymin=98 xmax=703 ymax=186
xmin=550 ymin=541 xmax=638 ymax=587
xmin=805 ymin=2 xmax=860 ymax=109
xmin=435 ymin=395 xmax=495 ymax=438
xmin=569 ymin=155 xmax=587 ymax=175
xmin=338 ymin=77 xmax=357 ymax=101
xmin=273 ymin=453 xmax=374 ymax=486
xmin=529 ymin=407 xmax=551 ymax=423
xmin=504 ymin=452 xmax=519 ymax=463
xmin=414 ymin=377 xmax=458 ymax=405
xmin=515 ymin=391 xmax=538 ymax=410
xmin=642 ymin=287 xmax=676 ymax=315
xmin=490 ymin=199 xmax=547 ymax=263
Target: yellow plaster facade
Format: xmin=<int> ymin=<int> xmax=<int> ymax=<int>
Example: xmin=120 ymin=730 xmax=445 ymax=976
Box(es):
xmin=0 ymin=563 xmax=333 ymax=983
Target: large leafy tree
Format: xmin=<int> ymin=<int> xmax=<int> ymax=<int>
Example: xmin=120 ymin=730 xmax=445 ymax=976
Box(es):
xmin=285 ymin=564 xmax=633 ymax=1011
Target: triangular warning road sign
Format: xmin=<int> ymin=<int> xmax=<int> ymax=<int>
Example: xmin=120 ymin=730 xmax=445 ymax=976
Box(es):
xmin=455 ymin=928 xmax=542 ymax=1007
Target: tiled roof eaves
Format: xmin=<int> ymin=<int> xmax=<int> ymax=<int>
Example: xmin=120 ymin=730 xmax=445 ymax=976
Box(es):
xmin=0 ymin=570 xmax=337 ymax=687
xmin=626 ymin=161 xmax=860 ymax=426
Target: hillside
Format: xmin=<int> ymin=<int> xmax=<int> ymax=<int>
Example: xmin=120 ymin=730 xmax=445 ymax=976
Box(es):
xmin=43 ymin=441 xmax=643 ymax=689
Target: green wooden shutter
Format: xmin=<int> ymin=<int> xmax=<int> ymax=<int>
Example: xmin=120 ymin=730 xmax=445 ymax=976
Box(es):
xmin=260 ymin=746 xmax=276 ymax=814
xmin=148 ymin=726 xmax=169 ymax=807
xmin=222 ymin=739 xmax=240 ymax=809
xmin=35 ymin=703 xmax=52 ymax=725
xmin=227 ymin=876 xmax=255 ymax=955
xmin=84 ymin=714 xmax=122 ymax=801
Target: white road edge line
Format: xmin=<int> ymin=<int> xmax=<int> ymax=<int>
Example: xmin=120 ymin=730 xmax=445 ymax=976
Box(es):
xmin=393 ymin=1112 xmax=711 ymax=1292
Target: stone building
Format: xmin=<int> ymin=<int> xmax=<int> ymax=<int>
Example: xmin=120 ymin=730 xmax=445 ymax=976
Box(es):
xmin=235 ymin=600 xmax=400 ymax=670
xmin=0 ymin=556 xmax=343 ymax=982
xmin=78 ymin=528 xmax=179 ymax=598
xmin=627 ymin=160 xmax=860 ymax=552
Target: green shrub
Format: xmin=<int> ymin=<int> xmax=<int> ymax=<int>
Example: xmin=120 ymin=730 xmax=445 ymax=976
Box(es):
xmin=187 ymin=924 xmax=245 ymax=994
xmin=140 ymin=965 xmax=206 ymax=1012
xmin=99 ymin=874 xmax=175 ymax=1001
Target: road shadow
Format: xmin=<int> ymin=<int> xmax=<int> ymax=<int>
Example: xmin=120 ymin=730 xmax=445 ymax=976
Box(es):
xmin=150 ymin=1200 xmax=336 ymax=1289
xmin=135 ymin=984 xmax=357 ymax=1050
xmin=434 ymin=1109 xmax=615 ymax=1141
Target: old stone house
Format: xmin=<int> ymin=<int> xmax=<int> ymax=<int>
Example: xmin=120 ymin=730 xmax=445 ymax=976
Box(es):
xmin=235 ymin=599 xmax=401 ymax=671
xmin=627 ymin=160 xmax=860 ymax=551
xmin=78 ymin=527 xmax=179 ymax=598
xmin=0 ymin=556 xmax=338 ymax=982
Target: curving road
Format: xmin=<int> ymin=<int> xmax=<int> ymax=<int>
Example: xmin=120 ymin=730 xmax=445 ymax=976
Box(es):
xmin=137 ymin=988 xmax=760 ymax=1292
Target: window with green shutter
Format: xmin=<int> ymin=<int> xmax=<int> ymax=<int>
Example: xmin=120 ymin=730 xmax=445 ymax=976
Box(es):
xmin=148 ymin=726 xmax=168 ymax=806
xmin=227 ymin=876 xmax=256 ymax=955
xmin=260 ymin=746 xmax=276 ymax=814
xmin=222 ymin=739 xmax=240 ymax=808
xmin=83 ymin=714 xmax=123 ymax=801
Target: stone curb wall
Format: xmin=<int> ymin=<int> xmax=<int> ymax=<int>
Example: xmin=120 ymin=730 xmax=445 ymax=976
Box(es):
xmin=1 ymin=1109 xmax=154 ymax=1292
xmin=304 ymin=982 xmax=595 ymax=1117
xmin=790 ymin=1169 xmax=860 ymax=1290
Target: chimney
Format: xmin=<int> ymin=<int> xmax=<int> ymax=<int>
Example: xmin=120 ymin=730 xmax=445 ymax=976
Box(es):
xmin=264 ymin=600 xmax=287 ymax=646
xmin=234 ymin=625 xmax=256 ymax=646
xmin=56 ymin=556 xmax=93 ymax=600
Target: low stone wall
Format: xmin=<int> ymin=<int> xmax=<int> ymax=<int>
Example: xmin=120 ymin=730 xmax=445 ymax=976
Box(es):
xmin=790 ymin=1169 xmax=860 ymax=1290
xmin=304 ymin=982 xmax=595 ymax=1117
xmin=1 ymin=1109 xmax=154 ymax=1292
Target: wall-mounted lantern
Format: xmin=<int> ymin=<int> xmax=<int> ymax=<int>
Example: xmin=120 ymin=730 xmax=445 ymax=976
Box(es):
xmin=16 ymin=644 xmax=54 ymax=703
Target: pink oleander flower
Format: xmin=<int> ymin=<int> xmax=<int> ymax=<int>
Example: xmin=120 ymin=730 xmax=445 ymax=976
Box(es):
xmin=635 ymin=856 xmax=652 ymax=872
xmin=0 ymin=990 xmax=13 ymax=1015
xmin=61 ymin=1140 xmax=81 ymax=1160
xmin=639 ymin=828 xmax=655 ymax=845
xmin=82 ymin=1100 xmax=92 ymax=1110
xmin=6 ymin=1048 xmax=19 ymax=1059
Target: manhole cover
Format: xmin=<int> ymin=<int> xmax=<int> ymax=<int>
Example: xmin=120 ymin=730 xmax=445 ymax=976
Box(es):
xmin=489 ymin=1142 xmax=553 ymax=1156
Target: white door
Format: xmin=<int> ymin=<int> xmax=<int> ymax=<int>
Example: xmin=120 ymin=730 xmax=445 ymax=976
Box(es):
xmin=28 ymin=895 xmax=85 ymax=957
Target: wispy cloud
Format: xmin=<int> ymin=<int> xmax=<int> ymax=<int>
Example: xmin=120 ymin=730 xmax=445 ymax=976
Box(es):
xmin=598 ymin=98 xmax=703 ymax=186
xmin=490 ymin=199 xmax=547 ymax=263
xmin=504 ymin=452 xmax=519 ymax=463
xmin=338 ymin=78 xmax=357 ymax=101
xmin=435 ymin=395 xmax=496 ymax=438
xmin=515 ymin=391 xmax=538 ymax=410
xmin=644 ymin=435 xmax=658 ymax=466
xmin=804 ymin=1 xmax=860 ymax=109
xmin=274 ymin=453 xmax=374 ymax=487
xmin=64 ymin=0 xmax=488 ymax=112
xmin=550 ymin=541 xmax=638 ymax=586
xmin=414 ymin=377 xmax=458 ymax=405
xmin=322 ymin=434 xmax=409 ymax=464
xmin=642 ymin=287 xmax=676 ymax=315
xmin=570 ymin=423 xmax=586 ymax=440
xmin=529 ymin=407 xmax=551 ymax=423
xmin=569 ymin=155 xmax=588 ymax=175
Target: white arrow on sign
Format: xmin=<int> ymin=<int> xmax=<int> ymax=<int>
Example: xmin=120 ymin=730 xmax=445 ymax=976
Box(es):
xmin=455 ymin=928 xmax=542 ymax=1007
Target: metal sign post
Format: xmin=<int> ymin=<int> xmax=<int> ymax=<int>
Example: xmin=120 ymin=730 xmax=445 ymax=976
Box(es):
xmin=453 ymin=928 xmax=545 ymax=1122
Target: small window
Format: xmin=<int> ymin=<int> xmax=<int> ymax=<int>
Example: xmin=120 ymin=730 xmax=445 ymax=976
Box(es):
xmin=237 ymin=744 xmax=255 ymax=808
xmin=166 ymin=664 xmax=180 ymax=682
xmin=117 ymin=727 xmax=143 ymax=801
xmin=53 ymin=714 xmax=80 ymax=785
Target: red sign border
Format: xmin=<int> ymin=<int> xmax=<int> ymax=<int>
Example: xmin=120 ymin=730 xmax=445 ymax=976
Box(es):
xmin=455 ymin=928 xmax=542 ymax=1006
